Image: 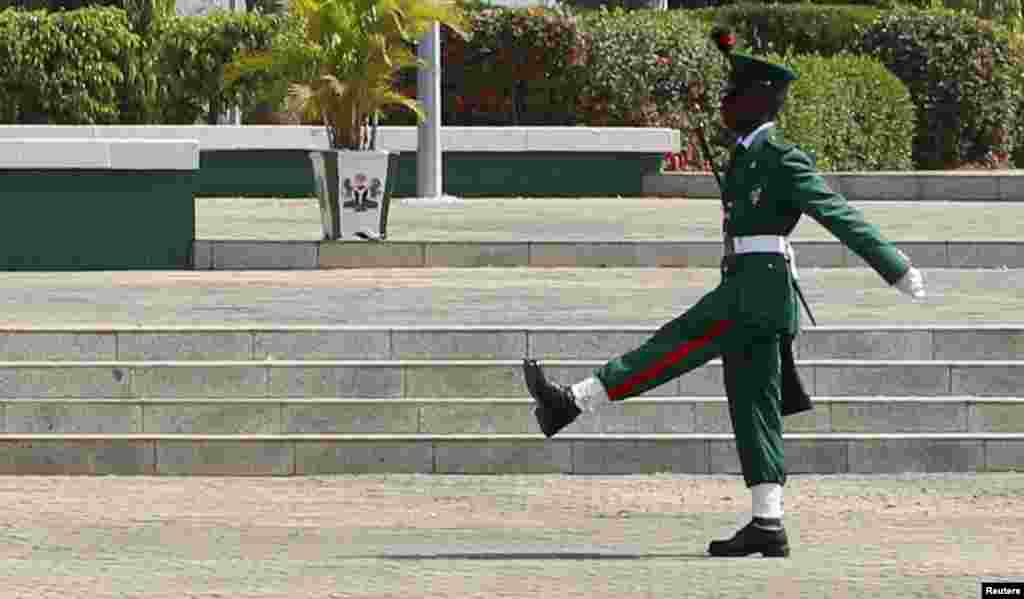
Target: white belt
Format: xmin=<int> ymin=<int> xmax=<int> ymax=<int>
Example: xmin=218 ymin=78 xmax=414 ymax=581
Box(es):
xmin=732 ymin=235 xmax=788 ymax=254
xmin=730 ymin=235 xmax=800 ymax=280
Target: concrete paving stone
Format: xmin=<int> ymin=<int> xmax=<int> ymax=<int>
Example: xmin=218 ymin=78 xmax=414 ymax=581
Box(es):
xmin=985 ymin=440 xmax=1024 ymax=471
xmin=952 ymin=365 xmax=1024 ymax=396
xmin=933 ymin=329 xmax=1024 ymax=360
xmin=570 ymin=439 xmax=707 ymax=475
xmin=969 ymin=402 xmax=1024 ymax=433
xmin=156 ymin=440 xmax=293 ymax=475
xmin=418 ymin=401 xmax=529 ymax=434
xmin=785 ymin=440 xmax=848 ymax=474
xmin=425 ymin=242 xmax=529 ymax=267
xmin=784 ymin=403 xmax=831 ymax=433
xmin=0 ymin=332 xmax=116 ymax=361
xmin=212 ymin=241 xmax=318 ymax=270
xmin=813 ymin=364 xmax=949 ymax=396
xmin=0 ymin=366 xmax=132 ymax=399
xmin=919 ymin=173 xmax=999 ymax=201
xmin=117 ymin=332 xmax=252 ymax=361
xmin=284 ymin=401 xmax=418 ymax=434
xmin=797 ymin=329 xmax=932 ymax=360
xmin=830 ymin=401 xmax=968 ymax=433
xmin=254 ymin=330 xmax=390 ymax=360
xmin=693 ymin=401 xmax=732 ymax=434
xmin=144 ymin=403 xmax=280 ymax=434
xmin=840 ymin=175 xmax=918 ymax=201
xmin=791 ymin=242 xmax=846 ymax=268
xmin=131 ymin=365 xmax=267 ymax=398
xmin=998 ymin=173 xmax=1024 ymax=201
xmin=392 ymin=330 xmax=525 ymax=360
xmin=404 ymin=364 xmax=523 ymax=398
xmin=562 ymin=402 xmax=665 ymax=435
xmin=267 ymin=365 xmax=402 ymax=398
xmin=708 ymin=439 xmax=742 ymax=474
xmin=295 ymin=439 xmax=433 ymax=474
xmin=319 ymin=241 xmax=424 ymax=268
xmin=529 ymin=242 xmax=640 ymax=267
xmin=193 ymin=240 xmax=213 ymax=270
xmin=948 ymin=242 xmax=1024 ymax=268
xmin=4 ymin=402 xmax=142 ymax=433
xmin=527 ymin=330 xmax=649 ymax=360
xmin=0 ymin=439 xmax=156 ymax=475
xmin=653 ymin=401 xmax=698 ymax=434
xmin=847 ymin=438 xmax=985 ymax=473
xmin=434 ymin=439 xmax=572 ymax=474
xmin=634 ymin=242 xmax=722 ymax=268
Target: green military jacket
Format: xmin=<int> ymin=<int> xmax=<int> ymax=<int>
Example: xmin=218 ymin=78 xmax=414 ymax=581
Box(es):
xmin=721 ymin=125 xmax=911 ymax=334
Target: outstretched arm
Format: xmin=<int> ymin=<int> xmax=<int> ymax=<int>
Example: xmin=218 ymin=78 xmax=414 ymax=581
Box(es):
xmin=781 ymin=149 xmax=925 ymax=298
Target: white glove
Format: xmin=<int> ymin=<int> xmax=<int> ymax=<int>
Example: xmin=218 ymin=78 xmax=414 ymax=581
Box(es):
xmin=895 ymin=266 xmax=926 ymax=299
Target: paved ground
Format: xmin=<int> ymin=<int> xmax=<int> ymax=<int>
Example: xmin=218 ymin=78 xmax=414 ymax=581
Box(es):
xmin=0 ymin=473 xmax=1019 ymax=598
xmin=0 ymin=268 xmax=1021 ymax=326
xmin=196 ymin=197 xmax=1024 ymax=242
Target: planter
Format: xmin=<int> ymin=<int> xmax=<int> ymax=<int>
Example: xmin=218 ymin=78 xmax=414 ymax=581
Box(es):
xmin=308 ymin=149 xmax=394 ymax=240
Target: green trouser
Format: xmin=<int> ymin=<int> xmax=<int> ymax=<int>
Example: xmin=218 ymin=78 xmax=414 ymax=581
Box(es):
xmin=594 ymin=275 xmax=786 ymax=488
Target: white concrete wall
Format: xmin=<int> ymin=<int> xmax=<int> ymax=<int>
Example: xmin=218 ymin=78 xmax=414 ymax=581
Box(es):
xmin=0 ymin=139 xmax=199 ymax=170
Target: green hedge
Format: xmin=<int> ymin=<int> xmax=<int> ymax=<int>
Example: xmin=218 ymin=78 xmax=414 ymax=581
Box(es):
xmin=575 ymin=9 xmax=724 ymax=132
xmin=153 ymin=11 xmax=290 ymax=124
xmin=695 ymin=4 xmax=881 ymax=56
xmin=437 ymin=6 xmax=590 ymax=125
xmin=0 ymin=6 xmax=142 ymax=123
xmin=774 ymin=53 xmax=914 ymax=171
xmin=861 ymin=10 xmax=1020 ymax=168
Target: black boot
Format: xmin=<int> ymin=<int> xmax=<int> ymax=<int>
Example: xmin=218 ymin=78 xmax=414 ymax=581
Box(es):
xmin=523 ymin=359 xmax=581 ymax=438
xmin=708 ymin=517 xmax=790 ymax=557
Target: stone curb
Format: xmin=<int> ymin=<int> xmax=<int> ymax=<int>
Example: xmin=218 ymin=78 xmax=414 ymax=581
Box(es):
xmin=1 ymin=396 xmax=1019 ymax=436
xmin=0 ymin=433 xmax=1016 ymax=475
xmin=0 ymin=359 xmax=1019 ymax=399
xmin=643 ymin=172 xmax=1024 ymax=202
xmin=1 ymin=326 xmax=1021 ymax=361
xmin=0 ymin=138 xmax=198 ymax=171
xmin=192 ymin=239 xmax=1024 ymax=270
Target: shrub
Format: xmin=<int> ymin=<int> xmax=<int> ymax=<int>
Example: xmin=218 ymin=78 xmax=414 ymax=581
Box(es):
xmin=774 ymin=53 xmax=915 ymax=171
xmin=692 ymin=3 xmax=881 ymax=56
xmin=154 ymin=11 xmax=291 ymax=124
xmin=433 ymin=6 xmax=589 ymax=125
xmin=575 ymin=7 xmax=725 ymax=154
xmin=0 ymin=7 xmax=142 ymax=123
xmin=861 ymin=10 xmax=1020 ymax=168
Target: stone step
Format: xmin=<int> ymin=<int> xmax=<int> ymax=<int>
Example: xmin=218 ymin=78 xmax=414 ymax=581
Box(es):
xmin=3 ymin=397 xmax=1021 ymax=436
xmin=2 ymin=325 xmax=1022 ymax=361
xmin=194 ymin=239 xmax=1024 ymax=270
xmin=0 ymin=432 xmax=1017 ymax=475
xmin=0 ymin=359 xmax=1019 ymax=399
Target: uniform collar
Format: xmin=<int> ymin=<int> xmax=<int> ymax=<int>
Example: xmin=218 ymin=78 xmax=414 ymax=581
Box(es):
xmin=737 ymin=121 xmax=775 ymax=149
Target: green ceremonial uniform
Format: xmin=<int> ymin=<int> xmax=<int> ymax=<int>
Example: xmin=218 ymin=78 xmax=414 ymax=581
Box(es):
xmin=592 ymin=124 xmax=911 ymax=488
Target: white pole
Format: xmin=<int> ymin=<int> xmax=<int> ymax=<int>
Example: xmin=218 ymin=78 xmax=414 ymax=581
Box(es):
xmin=416 ymin=23 xmax=443 ymax=198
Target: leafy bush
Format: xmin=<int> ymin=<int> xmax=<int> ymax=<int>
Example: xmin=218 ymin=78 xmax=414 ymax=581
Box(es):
xmin=774 ymin=53 xmax=914 ymax=171
xmin=0 ymin=7 xmax=142 ymax=123
xmin=693 ymin=4 xmax=881 ymax=56
xmin=575 ymin=8 xmax=724 ymax=145
xmin=861 ymin=10 xmax=1020 ymax=168
xmin=433 ymin=6 xmax=589 ymax=125
xmin=154 ymin=11 xmax=291 ymax=124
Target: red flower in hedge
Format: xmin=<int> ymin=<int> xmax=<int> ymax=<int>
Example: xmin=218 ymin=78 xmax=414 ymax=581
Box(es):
xmin=454 ymin=95 xmax=466 ymax=113
xmin=711 ymin=28 xmax=736 ymax=54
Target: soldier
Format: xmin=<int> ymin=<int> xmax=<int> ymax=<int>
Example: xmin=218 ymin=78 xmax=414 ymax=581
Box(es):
xmin=522 ymin=29 xmax=926 ymax=558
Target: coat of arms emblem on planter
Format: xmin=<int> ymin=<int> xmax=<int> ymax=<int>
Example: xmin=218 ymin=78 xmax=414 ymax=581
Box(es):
xmin=342 ymin=173 xmax=384 ymax=212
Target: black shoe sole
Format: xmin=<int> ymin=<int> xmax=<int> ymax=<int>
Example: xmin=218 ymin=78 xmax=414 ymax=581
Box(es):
xmin=708 ymin=544 xmax=790 ymax=558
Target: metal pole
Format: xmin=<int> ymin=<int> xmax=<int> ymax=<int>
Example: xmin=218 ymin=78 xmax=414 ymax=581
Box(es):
xmin=416 ymin=22 xmax=442 ymax=198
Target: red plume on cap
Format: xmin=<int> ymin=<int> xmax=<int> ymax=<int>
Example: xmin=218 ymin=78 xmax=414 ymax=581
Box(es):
xmin=711 ymin=27 xmax=736 ymax=54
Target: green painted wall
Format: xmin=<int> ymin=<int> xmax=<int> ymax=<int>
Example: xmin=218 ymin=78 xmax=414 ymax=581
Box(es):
xmin=0 ymin=171 xmax=195 ymax=270
xmin=198 ymin=150 xmax=662 ymax=198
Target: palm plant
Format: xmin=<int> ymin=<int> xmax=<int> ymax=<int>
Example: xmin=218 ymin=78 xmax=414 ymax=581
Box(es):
xmin=226 ymin=0 xmax=467 ymax=150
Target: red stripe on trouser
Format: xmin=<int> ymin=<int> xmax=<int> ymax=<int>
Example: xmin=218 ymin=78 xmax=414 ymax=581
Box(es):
xmin=607 ymin=319 xmax=734 ymax=401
